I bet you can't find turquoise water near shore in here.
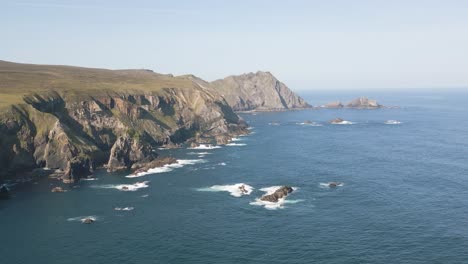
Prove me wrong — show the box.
[1,90,468,263]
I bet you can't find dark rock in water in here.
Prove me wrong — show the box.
[131,157,178,175]
[303,120,313,124]
[329,118,344,124]
[121,186,129,191]
[238,185,248,194]
[82,218,95,224]
[51,186,66,193]
[328,182,342,188]
[260,186,294,203]
[0,184,10,199]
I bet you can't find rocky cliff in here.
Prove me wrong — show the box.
[209,71,311,111]
[0,61,247,183]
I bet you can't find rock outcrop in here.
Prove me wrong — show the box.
[346,97,381,108]
[324,97,382,109]
[260,186,294,203]
[0,60,248,183]
[209,71,311,111]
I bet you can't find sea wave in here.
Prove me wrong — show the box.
[226,143,246,146]
[188,144,222,150]
[67,216,98,223]
[126,159,206,178]
[114,207,134,211]
[385,120,402,125]
[298,122,323,126]
[197,183,254,197]
[91,181,149,191]
[331,120,355,125]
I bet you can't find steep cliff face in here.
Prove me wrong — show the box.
[209,71,311,111]
[0,61,247,183]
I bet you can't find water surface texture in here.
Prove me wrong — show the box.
[1,90,468,264]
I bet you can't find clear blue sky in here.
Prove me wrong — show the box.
[1,0,468,90]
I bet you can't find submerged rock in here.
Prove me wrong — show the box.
[329,118,345,124]
[0,184,10,199]
[51,186,66,193]
[260,186,294,203]
[327,182,342,188]
[82,218,95,224]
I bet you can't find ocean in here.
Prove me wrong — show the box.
[1,89,468,263]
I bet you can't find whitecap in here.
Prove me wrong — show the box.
[67,216,98,222]
[197,183,254,197]
[188,152,211,155]
[114,207,134,211]
[126,159,206,178]
[91,181,149,191]
[141,194,149,198]
[80,177,98,181]
[217,162,227,166]
[331,120,355,125]
[385,120,402,125]
[298,122,323,126]
[188,144,221,150]
[226,143,246,147]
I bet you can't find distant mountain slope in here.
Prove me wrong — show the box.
[209,71,311,111]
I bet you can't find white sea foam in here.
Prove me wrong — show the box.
[385,120,402,125]
[67,216,98,222]
[231,138,243,141]
[268,122,280,126]
[80,177,98,181]
[331,120,355,125]
[226,143,246,147]
[298,122,323,126]
[197,183,254,197]
[91,181,150,191]
[141,194,149,198]
[250,186,299,210]
[188,144,221,150]
[114,207,134,211]
[217,162,227,166]
[126,159,206,178]
[319,182,344,188]
[188,152,211,155]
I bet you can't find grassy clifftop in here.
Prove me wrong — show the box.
[0,60,196,109]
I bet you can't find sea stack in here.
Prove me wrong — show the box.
[260,186,294,203]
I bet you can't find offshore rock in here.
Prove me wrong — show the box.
[260,186,294,203]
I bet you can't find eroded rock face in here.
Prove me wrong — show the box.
[0,79,248,182]
[209,71,311,111]
[260,186,294,203]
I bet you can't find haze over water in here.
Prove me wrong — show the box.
[1,89,468,264]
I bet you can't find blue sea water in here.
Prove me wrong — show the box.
[1,89,468,264]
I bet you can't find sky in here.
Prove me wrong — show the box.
[1,0,468,90]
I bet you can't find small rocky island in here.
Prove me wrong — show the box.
[260,186,294,203]
[323,97,383,109]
